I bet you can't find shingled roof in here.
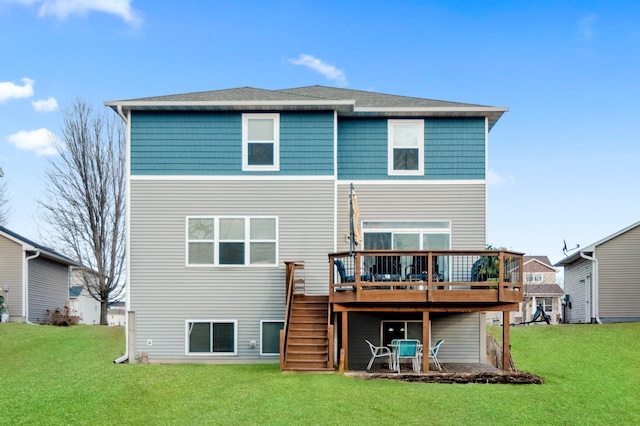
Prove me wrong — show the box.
[106,85,508,129]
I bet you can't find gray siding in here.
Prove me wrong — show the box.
[563,258,592,324]
[0,236,24,320]
[431,312,482,363]
[596,225,640,320]
[129,179,335,361]
[347,311,482,369]
[337,182,486,251]
[28,257,70,323]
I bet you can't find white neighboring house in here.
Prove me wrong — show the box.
[107,301,126,326]
[69,267,101,325]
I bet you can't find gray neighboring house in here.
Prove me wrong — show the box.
[0,226,78,323]
[555,221,640,324]
[106,85,517,368]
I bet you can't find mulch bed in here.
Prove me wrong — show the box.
[350,371,544,384]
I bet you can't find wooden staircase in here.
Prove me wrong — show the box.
[281,261,333,373]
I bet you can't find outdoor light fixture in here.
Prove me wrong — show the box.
[3,286,7,292]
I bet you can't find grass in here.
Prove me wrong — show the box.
[1,323,638,425]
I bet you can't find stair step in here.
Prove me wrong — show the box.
[284,361,331,369]
[282,367,334,373]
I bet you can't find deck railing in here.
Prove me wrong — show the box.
[329,250,523,304]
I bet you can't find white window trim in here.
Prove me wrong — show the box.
[362,220,452,249]
[185,216,279,267]
[185,319,238,356]
[388,119,424,176]
[242,113,280,171]
[260,320,284,356]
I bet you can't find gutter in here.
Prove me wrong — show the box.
[24,249,40,324]
[580,251,601,324]
[113,104,130,364]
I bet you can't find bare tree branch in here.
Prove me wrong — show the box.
[38,98,126,324]
[0,177,10,227]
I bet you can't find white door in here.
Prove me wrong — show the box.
[585,275,592,323]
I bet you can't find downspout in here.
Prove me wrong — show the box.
[114,104,130,364]
[579,251,601,324]
[24,249,41,324]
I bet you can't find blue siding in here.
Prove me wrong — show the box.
[337,118,486,180]
[130,112,334,176]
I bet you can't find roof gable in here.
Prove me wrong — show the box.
[555,220,640,266]
[0,226,78,266]
[524,256,557,272]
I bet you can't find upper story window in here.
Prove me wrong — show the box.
[243,113,280,171]
[526,272,543,283]
[186,216,278,266]
[388,119,424,176]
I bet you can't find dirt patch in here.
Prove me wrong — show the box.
[350,371,543,384]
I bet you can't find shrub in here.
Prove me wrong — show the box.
[45,305,80,326]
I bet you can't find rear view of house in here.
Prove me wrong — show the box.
[107,86,522,370]
[0,226,77,323]
[555,221,640,324]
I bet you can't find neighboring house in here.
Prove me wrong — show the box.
[488,255,564,325]
[0,226,77,323]
[108,301,126,326]
[69,267,102,325]
[555,221,640,324]
[106,86,522,370]
[517,256,563,324]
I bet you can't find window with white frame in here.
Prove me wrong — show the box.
[362,221,451,279]
[186,320,237,355]
[526,272,543,283]
[260,320,284,356]
[542,298,553,312]
[388,119,424,175]
[243,113,280,171]
[186,216,277,266]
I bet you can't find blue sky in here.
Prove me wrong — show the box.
[1,0,639,266]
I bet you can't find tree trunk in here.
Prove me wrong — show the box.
[100,300,109,325]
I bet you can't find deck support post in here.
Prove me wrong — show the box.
[341,311,349,371]
[422,311,430,372]
[502,310,511,371]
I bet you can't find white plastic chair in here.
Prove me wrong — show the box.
[365,339,393,371]
[429,339,444,371]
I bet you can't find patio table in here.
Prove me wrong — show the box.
[388,340,423,372]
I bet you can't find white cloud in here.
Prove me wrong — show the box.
[7,128,58,156]
[288,54,348,87]
[487,168,515,186]
[32,97,59,112]
[5,0,142,25]
[0,78,35,103]
[578,14,597,40]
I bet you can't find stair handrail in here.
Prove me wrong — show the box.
[281,260,299,370]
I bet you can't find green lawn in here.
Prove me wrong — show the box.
[1,322,638,425]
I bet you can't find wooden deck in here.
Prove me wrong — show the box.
[330,250,523,308]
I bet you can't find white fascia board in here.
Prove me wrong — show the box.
[105,99,356,109]
[130,175,335,181]
[337,179,486,186]
[353,106,509,113]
